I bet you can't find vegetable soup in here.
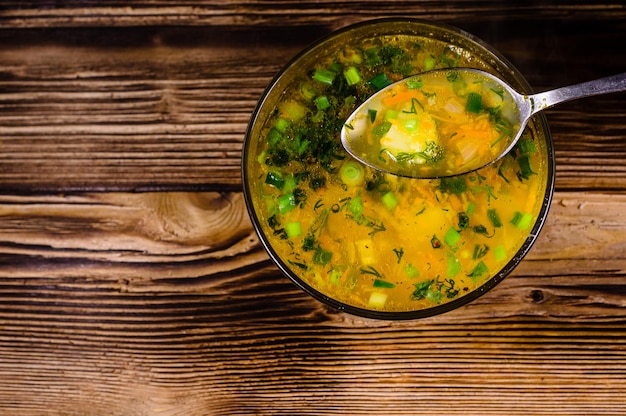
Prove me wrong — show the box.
[343,69,522,178]
[244,21,552,317]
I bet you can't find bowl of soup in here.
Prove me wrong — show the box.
[242,18,555,319]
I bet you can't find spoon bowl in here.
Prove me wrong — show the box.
[342,68,626,178]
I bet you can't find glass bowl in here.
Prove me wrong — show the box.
[242,18,555,320]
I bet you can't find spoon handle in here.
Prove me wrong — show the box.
[528,72,626,116]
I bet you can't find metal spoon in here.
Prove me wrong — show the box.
[341,68,626,179]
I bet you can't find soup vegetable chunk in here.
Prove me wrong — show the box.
[249,34,548,313]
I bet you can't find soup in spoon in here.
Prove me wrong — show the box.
[342,69,521,178]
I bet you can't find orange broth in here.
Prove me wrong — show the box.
[249,34,548,313]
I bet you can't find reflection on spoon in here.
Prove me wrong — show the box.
[341,68,626,179]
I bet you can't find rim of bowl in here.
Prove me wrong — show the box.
[242,17,556,320]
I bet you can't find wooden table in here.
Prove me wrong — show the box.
[1,2,626,414]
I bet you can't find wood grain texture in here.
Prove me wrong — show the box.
[0,3,625,191]
[1,191,626,415]
[1,0,625,29]
[1,1,626,415]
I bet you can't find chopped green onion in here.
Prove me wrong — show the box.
[368,109,377,123]
[277,193,296,214]
[314,95,331,110]
[371,121,392,139]
[283,175,297,193]
[330,268,343,285]
[444,226,461,247]
[290,135,309,155]
[329,62,342,73]
[373,279,396,289]
[406,78,423,89]
[299,83,317,100]
[515,212,533,230]
[518,155,536,179]
[487,208,502,228]
[381,191,399,211]
[313,246,332,265]
[466,202,477,215]
[274,118,289,132]
[344,66,362,85]
[347,194,364,219]
[446,253,461,278]
[431,234,442,249]
[265,126,283,147]
[518,137,537,154]
[368,72,392,91]
[284,222,303,238]
[313,68,336,85]
[256,150,266,164]
[265,172,284,189]
[467,261,488,280]
[385,109,399,120]
[403,118,418,132]
[264,196,278,218]
[510,211,523,227]
[404,263,420,278]
[465,92,483,114]
[340,160,365,187]
[494,245,507,262]
[424,56,435,71]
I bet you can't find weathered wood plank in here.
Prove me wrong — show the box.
[0,178,624,411]
[0,28,298,191]
[0,14,625,192]
[1,1,625,29]
[0,224,626,415]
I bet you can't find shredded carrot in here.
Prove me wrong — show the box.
[448,194,465,213]
[382,89,422,107]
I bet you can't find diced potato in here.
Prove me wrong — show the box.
[279,100,307,122]
[355,239,376,264]
[380,113,439,156]
[368,292,388,309]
